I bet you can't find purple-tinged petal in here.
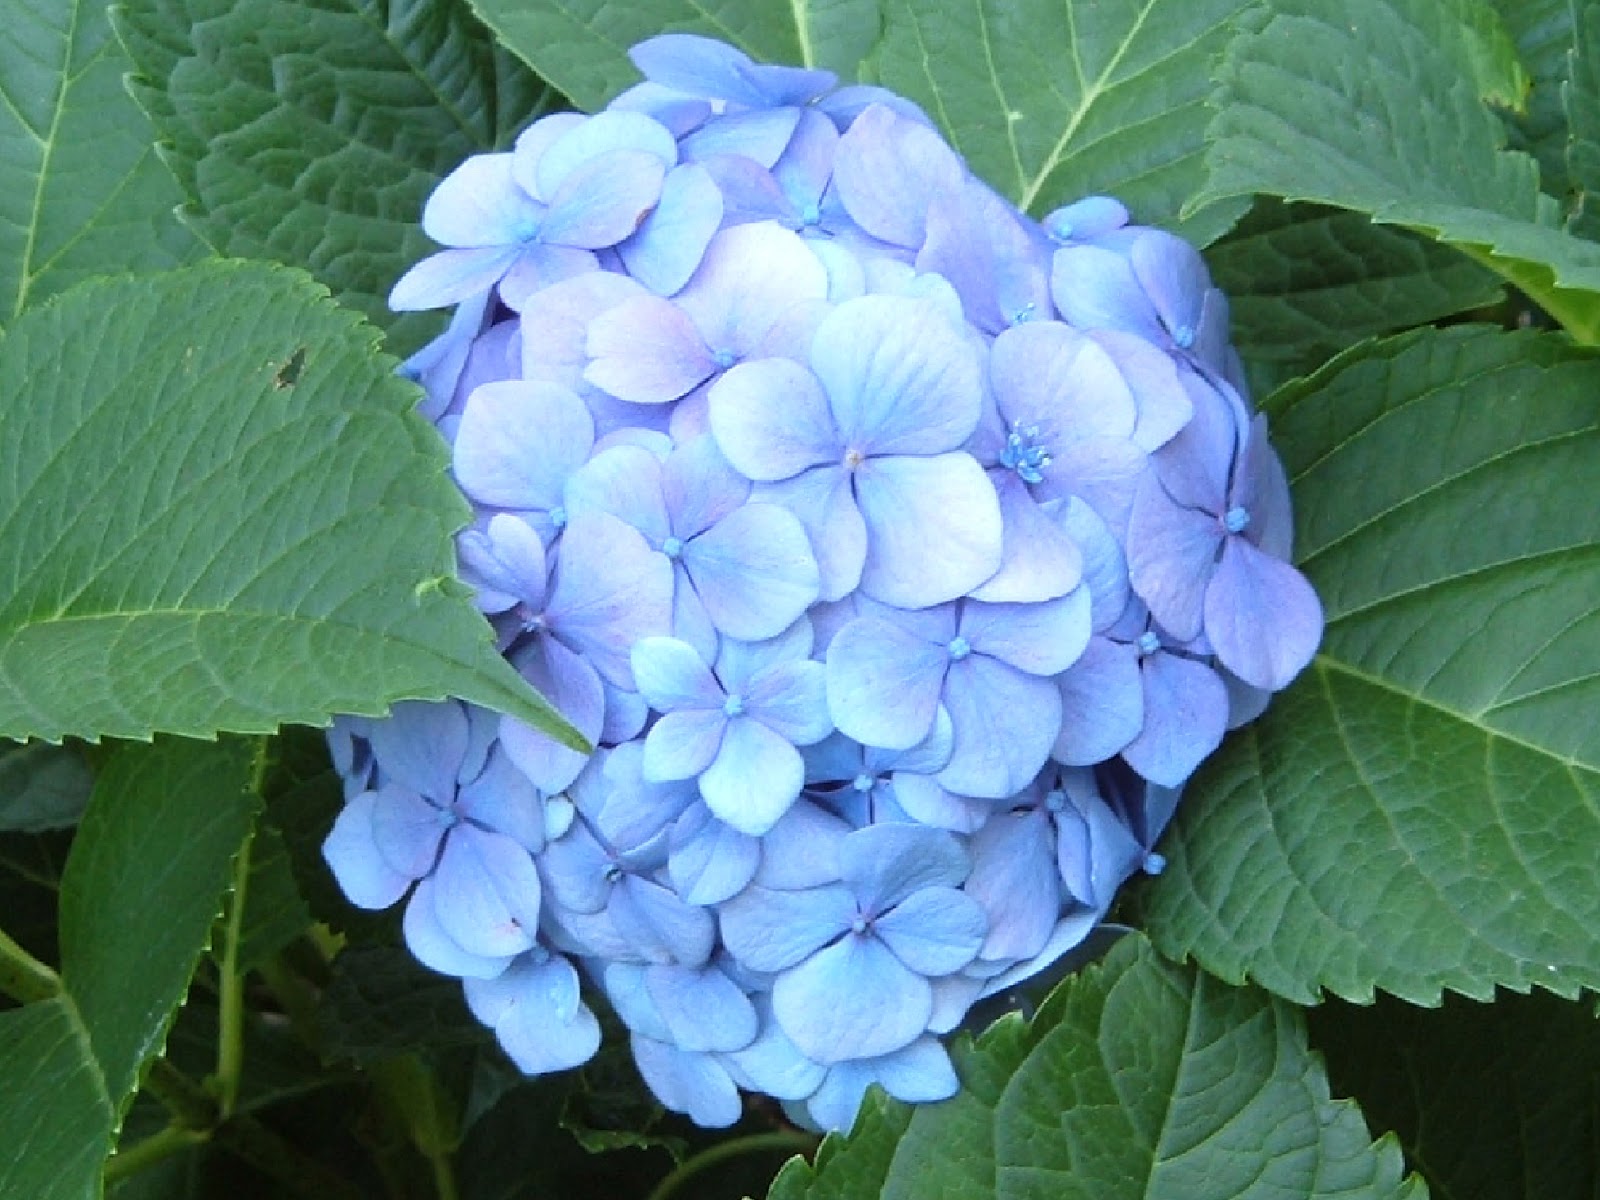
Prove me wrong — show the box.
[700,718,805,836]
[679,223,831,356]
[682,504,820,641]
[961,590,1092,676]
[618,162,722,295]
[454,380,594,511]
[497,245,599,311]
[662,435,749,538]
[825,615,948,750]
[1204,539,1323,691]
[631,636,723,711]
[646,964,758,1053]
[939,658,1062,799]
[536,112,677,197]
[875,886,987,975]
[681,108,802,167]
[1043,195,1129,243]
[1053,637,1143,765]
[390,245,521,312]
[708,358,838,480]
[431,826,541,958]
[968,473,1084,604]
[722,1003,828,1100]
[323,792,412,909]
[1089,330,1192,451]
[757,467,865,602]
[1057,497,1131,629]
[774,934,930,1064]
[964,809,1059,961]
[670,804,759,905]
[842,823,970,911]
[632,1036,742,1127]
[370,785,449,879]
[1234,414,1295,561]
[456,749,544,853]
[890,772,988,833]
[1050,244,1164,341]
[643,708,727,781]
[855,453,1003,608]
[518,270,648,388]
[564,443,671,544]
[402,877,513,980]
[539,151,665,249]
[422,153,540,247]
[1122,652,1228,786]
[537,820,611,915]
[546,511,674,687]
[744,660,831,746]
[466,955,600,1073]
[367,700,469,800]
[991,320,1135,442]
[584,296,714,405]
[631,34,832,108]
[1151,371,1241,511]
[610,875,717,965]
[720,883,854,972]
[500,635,603,793]
[1126,476,1223,641]
[1131,230,1211,350]
[606,81,712,136]
[832,105,962,248]
[753,802,850,889]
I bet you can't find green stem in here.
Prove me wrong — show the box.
[430,1148,460,1200]
[214,827,255,1116]
[103,1122,209,1184]
[257,950,326,1057]
[645,1130,817,1200]
[0,924,60,1005]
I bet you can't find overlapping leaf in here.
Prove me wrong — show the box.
[1210,200,1504,367]
[0,742,93,831]
[1566,0,1600,239]
[463,0,882,112]
[0,261,574,743]
[0,738,258,1198]
[1144,326,1600,1004]
[115,0,555,355]
[0,0,200,331]
[873,0,1254,243]
[1309,989,1600,1200]
[768,935,1420,1200]
[1489,0,1575,201]
[1196,0,1600,340]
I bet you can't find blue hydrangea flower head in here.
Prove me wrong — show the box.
[323,31,1324,1134]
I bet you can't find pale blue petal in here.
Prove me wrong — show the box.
[1050,244,1163,341]
[511,113,587,199]
[975,909,1100,999]
[630,636,722,711]
[586,740,698,852]
[370,785,449,879]
[454,380,594,510]
[390,246,521,312]
[677,223,830,356]
[643,708,727,781]
[669,803,760,905]
[756,467,865,601]
[584,295,712,405]
[825,615,947,750]
[646,964,757,1052]
[887,772,987,833]
[855,453,1003,608]
[661,435,750,539]
[842,822,969,911]
[540,151,665,249]
[1088,329,1192,451]
[610,875,717,965]
[1130,229,1211,349]
[874,1037,959,1103]
[708,359,838,481]
[322,791,412,909]
[367,700,468,800]
[753,801,850,889]
[682,504,820,641]
[631,1035,742,1127]
[538,820,612,915]
[1043,195,1129,243]
[1126,475,1222,642]
[1204,538,1323,691]
[422,153,539,246]
[700,718,805,836]
[1233,414,1295,561]
[744,660,831,746]
[1053,637,1143,766]
[618,162,723,295]
[500,636,603,793]
[832,104,962,247]
[466,955,600,1073]
[773,935,930,1063]
[536,112,677,199]
[719,882,854,972]
[964,809,1059,961]
[431,826,541,957]
[938,657,1062,799]
[402,877,513,980]
[968,472,1084,604]
[1057,497,1131,630]
[875,886,986,975]
[546,512,674,687]
[960,590,1092,676]
[681,108,801,167]
[722,1001,828,1100]
[1122,652,1228,786]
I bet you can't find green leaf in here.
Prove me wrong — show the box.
[321,945,487,1065]
[1309,989,1600,1199]
[0,741,93,831]
[1210,200,1505,367]
[1196,0,1600,342]
[1143,326,1600,1004]
[768,935,1420,1200]
[232,819,311,973]
[872,0,1254,243]
[0,0,201,331]
[1489,0,1575,202]
[0,737,258,1197]
[1566,0,1600,239]
[114,0,557,356]
[0,261,576,744]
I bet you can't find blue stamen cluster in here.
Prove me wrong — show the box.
[322,33,1324,1132]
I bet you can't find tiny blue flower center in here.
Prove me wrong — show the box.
[852,772,875,793]
[842,446,868,471]
[1136,630,1161,657]
[1143,851,1167,876]
[1223,505,1250,534]
[548,505,568,531]
[1044,788,1067,814]
[1048,218,1074,242]
[602,863,624,884]
[799,200,821,227]
[661,536,684,559]
[515,604,547,634]
[723,694,745,718]
[512,215,543,244]
[1170,323,1196,350]
[947,635,972,662]
[850,914,870,935]
[712,348,737,370]
[999,421,1052,485]
[1009,302,1037,326]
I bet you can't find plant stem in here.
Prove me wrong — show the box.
[0,924,60,1005]
[103,1122,208,1184]
[644,1130,818,1200]
[214,827,255,1117]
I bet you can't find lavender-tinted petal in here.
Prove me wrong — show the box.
[1224,666,1273,730]
[701,153,792,224]
[367,699,469,800]
[643,708,727,781]
[587,741,698,851]
[431,826,541,957]
[632,1036,742,1127]
[757,467,865,601]
[454,380,594,510]
[965,809,1059,961]
[938,657,1062,799]
[402,878,513,980]
[323,791,412,909]
[722,1002,828,1100]
[422,153,539,246]
[547,511,674,687]
[617,162,722,295]
[1050,244,1164,341]
[370,785,449,878]
[841,823,970,911]
[1126,474,1222,641]
[855,453,1003,608]
[825,615,947,750]
[584,296,713,405]
[968,473,1084,604]
[700,717,805,836]
[1089,329,1192,451]
[538,150,666,249]
[630,635,723,711]
[1053,637,1143,765]
[753,801,850,889]
[628,34,758,100]
[875,886,986,975]
[662,435,750,537]
[708,358,838,480]
[500,636,604,793]
[563,443,671,547]
[960,590,1092,676]
[889,772,987,833]
[974,909,1101,999]
[1234,414,1295,561]
[1122,652,1229,786]
[678,223,830,356]
[669,803,760,905]
[832,105,962,247]
[518,269,648,387]
[713,616,813,693]
[466,955,600,1073]
[537,821,611,915]
[1044,195,1129,242]
[497,245,599,311]
[390,245,521,312]
[682,505,820,641]
[1151,371,1240,510]
[681,108,801,167]
[886,705,956,776]
[775,934,930,1063]
[537,112,677,194]
[1204,538,1324,691]
[611,875,717,965]
[457,748,543,851]
[511,113,588,197]
[1131,229,1211,348]
[720,883,854,972]
[991,320,1134,442]
[646,964,758,1053]
[1057,496,1131,630]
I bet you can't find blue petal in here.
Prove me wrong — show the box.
[322,791,412,909]
[752,801,851,889]
[959,590,1092,676]
[708,359,838,481]
[967,472,1084,605]
[874,1036,959,1103]
[645,964,758,1052]
[540,150,665,249]
[682,504,820,641]
[874,886,986,975]
[642,708,727,781]
[1050,244,1163,341]
[609,875,717,965]
[537,820,611,916]
[1122,651,1228,786]
[367,700,469,800]
[1053,637,1143,766]
[431,826,541,958]
[669,802,760,905]
[700,717,805,836]
[630,636,723,711]
[722,999,828,1100]
[719,883,855,972]
[938,656,1062,799]
[1204,538,1323,692]
[841,823,970,911]
[465,954,600,1073]
[773,934,930,1063]
[744,659,832,746]
[390,246,521,311]
[825,614,948,750]
[677,223,831,358]
[500,635,603,793]
[756,467,865,602]
[546,511,674,688]
[832,105,963,248]
[963,810,1059,961]
[370,785,449,879]
[631,1035,742,1127]
[402,877,513,979]
[584,296,712,406]
[535,112,677,198]
[618,162,723,296]
[854,453,1003,608]
[681,108,801,167]
[421,153,539,247]
[454,380,594,511]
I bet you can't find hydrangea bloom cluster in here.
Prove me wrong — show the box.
[323,34,1323,1131]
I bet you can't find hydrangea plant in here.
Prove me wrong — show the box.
[317,33,1321,1132]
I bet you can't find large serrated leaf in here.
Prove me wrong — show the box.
[1196,0,1600,341]
[0,741,93,831]
[768,935,1421,1200]
[0,0,201,331]
[1210,200,1505,367]
[1566,0,1600,239]
[1309,989,1600,1200]
[0,738,258,1197]
[1144,326,1600,1005]
[1489,0,1575,202]
[463,0,882,112]
[0,260,577,744]
[872,0,1252,243]
[114,0,556,356]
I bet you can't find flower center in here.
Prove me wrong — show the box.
[799,201,821,227]
[723,694,745,718]
[712,348,737,370]
[548,505,568,531]
[852,772,875,793]
[849,914,870,935]
[1170,323,1196,350]
[842,446,867,471]
[1136,630,1161,657]
[1223,505,1250,534]
[602,863,624,884]
[1143,851,1167,876]
[515,604,547,634]
[1044,788,1067,814]
[1009,302,1037,326]
[947,635,972,662]
[512,215,543,244]
[661,536,684,559]
[999,421,1051,484]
